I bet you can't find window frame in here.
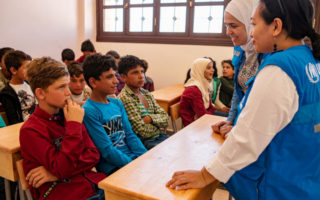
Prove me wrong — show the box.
[96,0,233,46]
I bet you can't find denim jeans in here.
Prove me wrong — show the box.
[140,133,169,150]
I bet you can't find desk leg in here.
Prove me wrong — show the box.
[4,179,12,200]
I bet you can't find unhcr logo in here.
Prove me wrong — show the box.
[233,49,241,57]
[306,62,320,83]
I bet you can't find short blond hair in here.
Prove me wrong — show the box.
[27,57,69,94]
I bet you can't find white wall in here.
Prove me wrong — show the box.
[94,43,233,89]
[0,0,80,60]
[0,0,233,89]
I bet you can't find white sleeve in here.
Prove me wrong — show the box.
[205,65,299,183]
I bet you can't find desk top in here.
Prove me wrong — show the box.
[0,122,23,153]
[99,114,226,200]
[151,84,184,103]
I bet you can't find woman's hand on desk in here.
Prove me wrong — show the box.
[26,166,58,188]
[166,167,215,190]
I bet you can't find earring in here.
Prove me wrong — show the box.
[273,37,277,52]
[273,43,277,52]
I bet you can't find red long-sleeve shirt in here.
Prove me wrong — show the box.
[20,106,106,200]
[180,86,215,127]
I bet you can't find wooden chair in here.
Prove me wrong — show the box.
[16,160,33,200]
[169,102,181,133]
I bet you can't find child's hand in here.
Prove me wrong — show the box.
[26,166,58,188]
[142,116,152,124]
[221,107,230,113]
[63,99,84,123]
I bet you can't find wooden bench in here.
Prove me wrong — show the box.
[98,114,226,200]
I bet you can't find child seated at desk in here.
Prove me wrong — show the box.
[20,57,106,200]
[180,58,216,126]
[82,54,147,175]
[76,39,96,63]
[106,50,125,95]
[0,47,13,91]
[118,55,169,149]
[214,60,235,109]
[0,50,36,125]
[140,59,154,92]
[67,62,91,106]
[61,48,75,66]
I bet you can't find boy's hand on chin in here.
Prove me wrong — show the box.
[63,99,84,123]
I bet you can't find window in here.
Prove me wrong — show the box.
[97,0,232,46]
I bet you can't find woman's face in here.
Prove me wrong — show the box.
[250,4,275,53]
[204,62,214,81]
[224,12,248,46]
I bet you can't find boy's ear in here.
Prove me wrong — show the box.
[35,88,46,101]
[9,67,17,75]
[88,77,96,89]
[120,73,127,82]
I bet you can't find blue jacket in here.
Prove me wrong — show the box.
[226,45,320,200]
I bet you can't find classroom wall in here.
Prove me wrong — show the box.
[0,0,233,89]
[0,0,80,60]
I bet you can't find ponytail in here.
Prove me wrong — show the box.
[310,29,320,60]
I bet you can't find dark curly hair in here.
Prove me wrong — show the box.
[82,53,117,89]
[118,55,143,75]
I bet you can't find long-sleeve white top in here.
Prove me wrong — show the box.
[205,65,299,183]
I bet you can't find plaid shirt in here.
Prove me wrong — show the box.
[118,85,169,138]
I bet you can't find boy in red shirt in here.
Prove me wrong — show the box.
[20,57,105,200]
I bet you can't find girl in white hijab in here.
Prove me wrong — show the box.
[180,58,215,126]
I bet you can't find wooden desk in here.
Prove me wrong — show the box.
[151,84,184,113]
[0,122,23,182]
[99,114,226,200]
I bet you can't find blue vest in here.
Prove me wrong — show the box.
[225,45,320,200]
[231,46,267,124]
[232,46,246,103]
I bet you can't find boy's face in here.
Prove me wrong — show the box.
[121,65,145,90]
[92,68,118,96]
[39,76,71,113]
[222,63,234,79]
[1,56,11,79]
[69,74,86,95]
[16,60,29,81]
[9,60,29,82]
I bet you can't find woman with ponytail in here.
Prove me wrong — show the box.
[167,0,320,199]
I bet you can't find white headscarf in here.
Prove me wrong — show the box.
[185,58,213,109]
[225,0,261,93]
[225,0,258,52]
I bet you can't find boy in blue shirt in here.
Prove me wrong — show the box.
[82,54,147,175]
